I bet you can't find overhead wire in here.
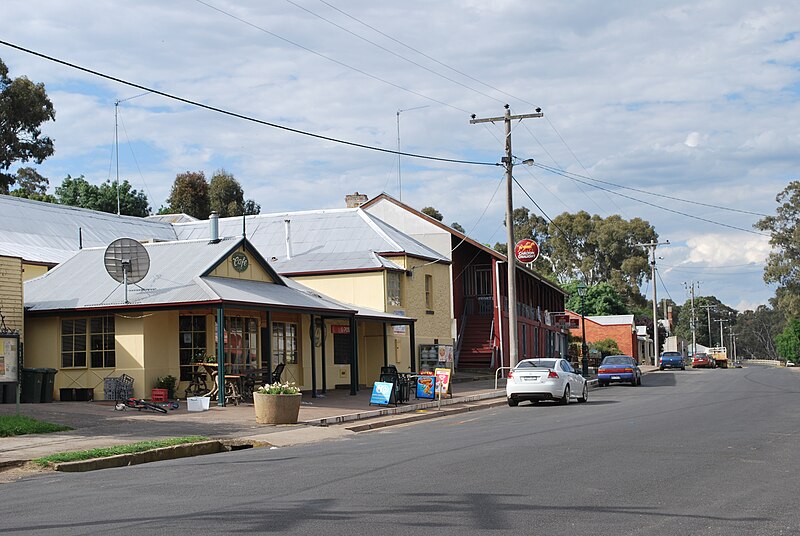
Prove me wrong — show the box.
[656,267,674,303]
[0,40,499,168]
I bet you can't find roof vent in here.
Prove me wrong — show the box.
[209,211,220,243]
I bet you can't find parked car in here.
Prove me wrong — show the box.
[691,353,714,368]
[787,360,796,367]
[597,355,642,387]
[506,358,588,406]
[659,351,686,370]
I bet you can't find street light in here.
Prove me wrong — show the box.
[577,281,589,377]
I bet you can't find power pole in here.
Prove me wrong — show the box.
[699,303,715,348]
[636,240,670,365]
[685,281,699,358]
[470,105,542,369]
[714,318,729,347]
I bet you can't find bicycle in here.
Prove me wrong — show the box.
[114,397,169,414]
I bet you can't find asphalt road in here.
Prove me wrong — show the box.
[3,365,799,535]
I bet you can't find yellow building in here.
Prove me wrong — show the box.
[23,236,414,402]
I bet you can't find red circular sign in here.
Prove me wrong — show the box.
[514,239,540,263]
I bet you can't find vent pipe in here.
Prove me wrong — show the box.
[284,219,292,260]
[78,227,83,250]
[209,211,220,243]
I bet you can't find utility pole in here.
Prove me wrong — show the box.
[470,105,542,369]
[714,318,729,347]
[684,281,698,358]
[699,303,715,349]
[636,240,670,365]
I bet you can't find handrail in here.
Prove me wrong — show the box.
[495,366,512,390]
[454,307,468,368]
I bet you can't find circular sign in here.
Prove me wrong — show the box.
[514,239,540,263]
[231,252,249,272]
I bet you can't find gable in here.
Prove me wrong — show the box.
[208,245,274,283]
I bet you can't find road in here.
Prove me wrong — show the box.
[3,365,799,535]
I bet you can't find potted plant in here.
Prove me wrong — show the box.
[253,381,302,424]
[155,375,178,400]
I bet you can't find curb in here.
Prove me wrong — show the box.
[344,398,508,432]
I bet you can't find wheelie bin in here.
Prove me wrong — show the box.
[21,368,44,403]
[40,368,58,402]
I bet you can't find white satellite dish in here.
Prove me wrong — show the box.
[104,238,150,303]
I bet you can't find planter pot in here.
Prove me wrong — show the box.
[253,392,301,424]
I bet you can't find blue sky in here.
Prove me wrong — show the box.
[3,0,799,311]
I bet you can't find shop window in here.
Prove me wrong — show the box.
[179,315,207,381]
[61,318,87,368]
[333,333,352,365]
[272,322,298,365]
[223,316,258,374]
[425,274,433,310]
[387,272,401,307]
[90,316,115,368]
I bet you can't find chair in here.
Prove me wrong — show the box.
[271,362,286,384]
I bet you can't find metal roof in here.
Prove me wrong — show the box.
[172,208,448,273]
[0,194,176,265]
[588,314,635,326]
[24,237,353,316]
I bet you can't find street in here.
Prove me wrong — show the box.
[3,365,799,535]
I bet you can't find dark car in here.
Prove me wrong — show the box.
[597,355,642,387]
[660,351,685,370]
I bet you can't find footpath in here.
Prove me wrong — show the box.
[0,366,658,477]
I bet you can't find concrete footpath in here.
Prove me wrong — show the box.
[0,366,658,474]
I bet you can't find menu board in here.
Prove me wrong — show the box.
[0,335,19,382]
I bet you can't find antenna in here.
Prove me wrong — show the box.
[104,238,150,304]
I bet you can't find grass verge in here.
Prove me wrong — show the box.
[0,415,72,437]
[33,436,209,467]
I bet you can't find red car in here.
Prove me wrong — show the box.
[691,353,714,368]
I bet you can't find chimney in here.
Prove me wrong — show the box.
[209,211,220,243]
[345,192,368,208]
[667,306,673,333]
[284,219,292,260]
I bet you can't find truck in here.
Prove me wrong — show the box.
[707,347,728,369]
[659,351,686,370]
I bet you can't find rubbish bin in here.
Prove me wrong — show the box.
[21,368,44,403]
[40,368,58,403]
[2,382,17,404]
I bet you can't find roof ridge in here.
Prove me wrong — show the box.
[357,210,403,252]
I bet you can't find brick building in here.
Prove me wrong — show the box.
[566,311,639,362]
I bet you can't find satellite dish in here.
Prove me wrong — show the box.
[104,238,150,303]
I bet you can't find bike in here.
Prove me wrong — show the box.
[114,397,170,414]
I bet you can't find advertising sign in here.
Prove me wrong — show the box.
[415,375,435,399]
[0,335,19,382]
[331,325,350,334]
[434,367,452,397]
[514,239,540,263]
[553,314,579,329]
[370,381,395,406]
[437,345,454,365]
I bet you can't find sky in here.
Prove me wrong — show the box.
[2,1,799,312]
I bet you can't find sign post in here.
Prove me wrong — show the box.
[434,367,451,410]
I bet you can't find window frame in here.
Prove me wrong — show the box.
[272,321,298,365]
[89,315,116,369]
[425,274,433,310]
[387,271,402,307]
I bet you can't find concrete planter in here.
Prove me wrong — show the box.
[253,392,301,424]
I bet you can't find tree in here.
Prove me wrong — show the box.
[421,206,443,221]
[672,296,737,349]
[735,306,784,360]
[54,175,150,217]
[775,318,800,363]
[8,166,56,202]
[451,222,465,233]
[590,338,621,357]
[564,281,627,316]
[755,180,800,316]
[208,169,260,217]
[166,171,210,219]
[0,58,55,193]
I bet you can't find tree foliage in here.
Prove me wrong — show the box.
[8,167,56,202]
[755,180,800,316]
[672,296,738,349]
[775,318,800,363]
[0,58,55,193]
[166,171,210,219]
[451,222,465,233]
[564,281,627,316]
[421,206,443,221]
[590,338,621,357]
[54,175,150,217]
[209,169,260,217]
[735,306,784,360]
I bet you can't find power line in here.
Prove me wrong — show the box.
[656,267,674,303]
[512,174,570,240]
[534,162,768,236]
[534,162,769,217]
[193,0,471,114]
[0,39,499,168]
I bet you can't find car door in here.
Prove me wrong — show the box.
[559,360,579,395]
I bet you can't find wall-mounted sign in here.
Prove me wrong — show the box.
[331,325,350,334]
[514,239,540,263]
[231,252,249,272]
[553,314,579,329]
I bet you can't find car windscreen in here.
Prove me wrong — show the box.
[601,356,631,365]
[519,359,557,369]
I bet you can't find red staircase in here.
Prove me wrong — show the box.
[457,315,494,370]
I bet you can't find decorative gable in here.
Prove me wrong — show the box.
[208,245,274,283]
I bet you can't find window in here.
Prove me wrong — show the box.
[333,333,352,365]
[387,272,401,307]
[179,315,206,381]
[90,316,115,368]
[61,319,87,368]
[272,322,298,365]
[425,274,433,310]
[223,316,258,374]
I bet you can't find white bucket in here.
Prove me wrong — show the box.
[187,396,210,412]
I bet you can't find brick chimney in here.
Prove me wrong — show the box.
[667,306,674,333]
[345,192,368,208]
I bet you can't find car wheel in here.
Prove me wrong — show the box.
[636,375,642,386]
[578,383,588,403]
[659,366,664,371]
[599,381,607,387]
[507,397,518,407]
[559,385,570,405]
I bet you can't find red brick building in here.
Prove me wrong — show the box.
[566,311,639,362]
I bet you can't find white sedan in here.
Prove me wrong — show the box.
[506,358,588,406]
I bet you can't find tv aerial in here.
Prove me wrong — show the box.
[104,238,150,303]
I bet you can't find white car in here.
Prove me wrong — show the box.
[506,358,588,406]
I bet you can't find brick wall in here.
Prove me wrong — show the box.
[567,312,638,361]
